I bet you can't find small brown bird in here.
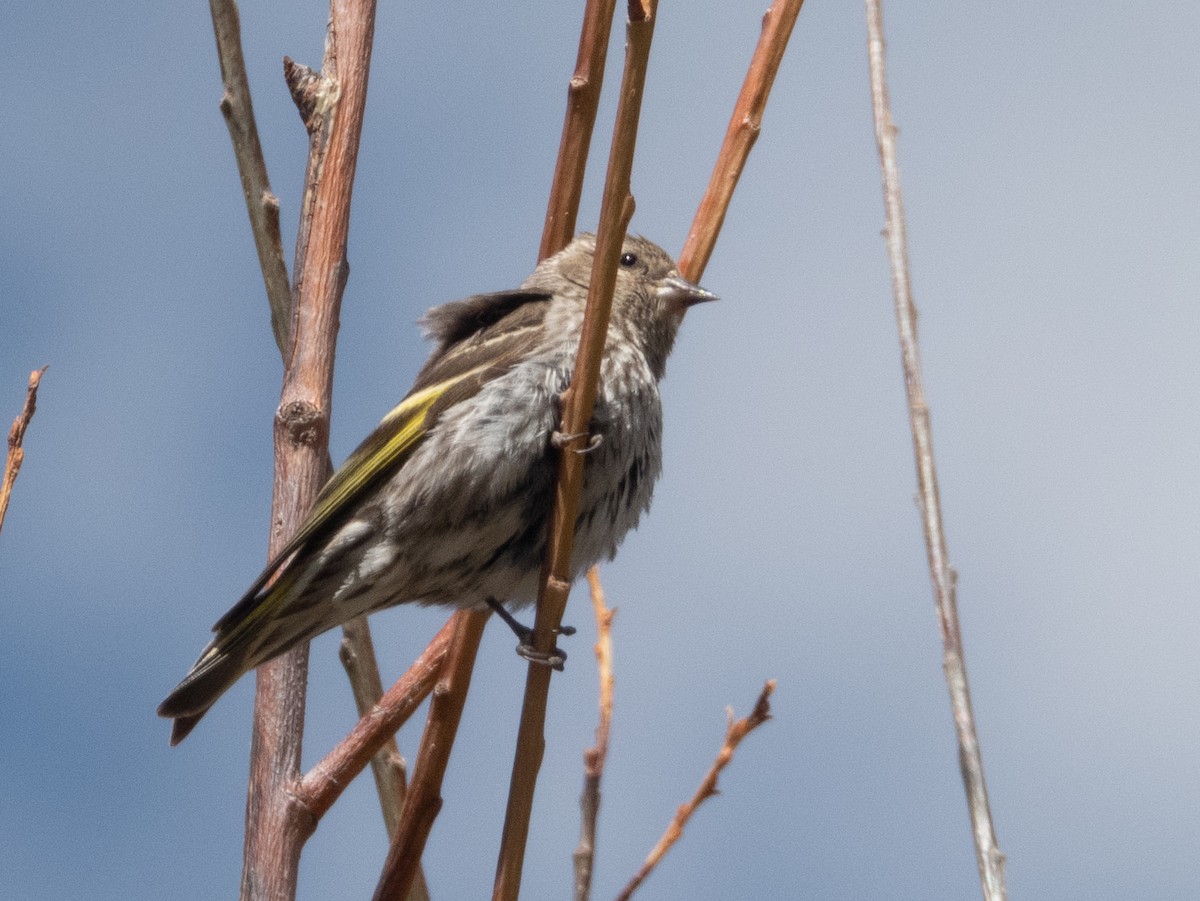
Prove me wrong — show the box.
[159,233,716,744]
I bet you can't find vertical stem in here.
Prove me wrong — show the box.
[240,2,378,898]
[864,3,1007,899]
[540,0,620,261]
[493,4,658,899]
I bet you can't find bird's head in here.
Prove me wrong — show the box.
[538,233,717,379]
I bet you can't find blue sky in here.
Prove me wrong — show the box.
[3,1,1198,898]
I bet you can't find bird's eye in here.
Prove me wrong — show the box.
[619,252,638,268]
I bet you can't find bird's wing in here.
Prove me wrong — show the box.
[419,289,552,355]
[210,292,553,636]
[209,374,473,634]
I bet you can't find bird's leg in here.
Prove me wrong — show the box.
[486,598,576,671]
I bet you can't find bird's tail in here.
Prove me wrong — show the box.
[159,567,327,744]
[157,641,255,746]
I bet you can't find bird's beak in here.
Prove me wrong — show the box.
[656,274,719,313]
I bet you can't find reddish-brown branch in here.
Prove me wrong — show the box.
[0,367,47,536]
[276,33,421,864]
[492,6,658,900]
[295,615,456,823]
[864,3,1007,899]
[539,0,620,261]
[371,609,489,901]
[615,681,775,901]
[212,0,410,878]
[338,624,435,901]
[678,0,804,284]
[572,568,615,901]
[240,1,379,898]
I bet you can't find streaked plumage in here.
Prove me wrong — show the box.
[159,234,716,744]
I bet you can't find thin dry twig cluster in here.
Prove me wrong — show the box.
[209,0,290,356]
[615,682,776,901]
[573,569,777,901]
[337,615,428,900]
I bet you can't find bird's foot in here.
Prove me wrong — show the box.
[515,642,568,671]
[487,598,575,671]
[551,430,604,454]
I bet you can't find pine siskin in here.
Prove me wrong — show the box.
[158,233,716,744]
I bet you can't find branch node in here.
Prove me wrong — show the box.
[277,399,328,448]
[283,56,326,133]
[283,789,321,843]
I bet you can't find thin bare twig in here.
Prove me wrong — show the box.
[372,610,489,901]
[241,1,379,898]
[340,621,431,901]
[615,681,775,901]
[338,619,411,839]
[209,0,292,355]
[573,568,615,901]
[0,367,47,536]
[864,3,1007,900]
[540,0,620,261]
[678,0,804,283]
[492,5,658,899]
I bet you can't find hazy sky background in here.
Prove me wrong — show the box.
[3,1,1197,899]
